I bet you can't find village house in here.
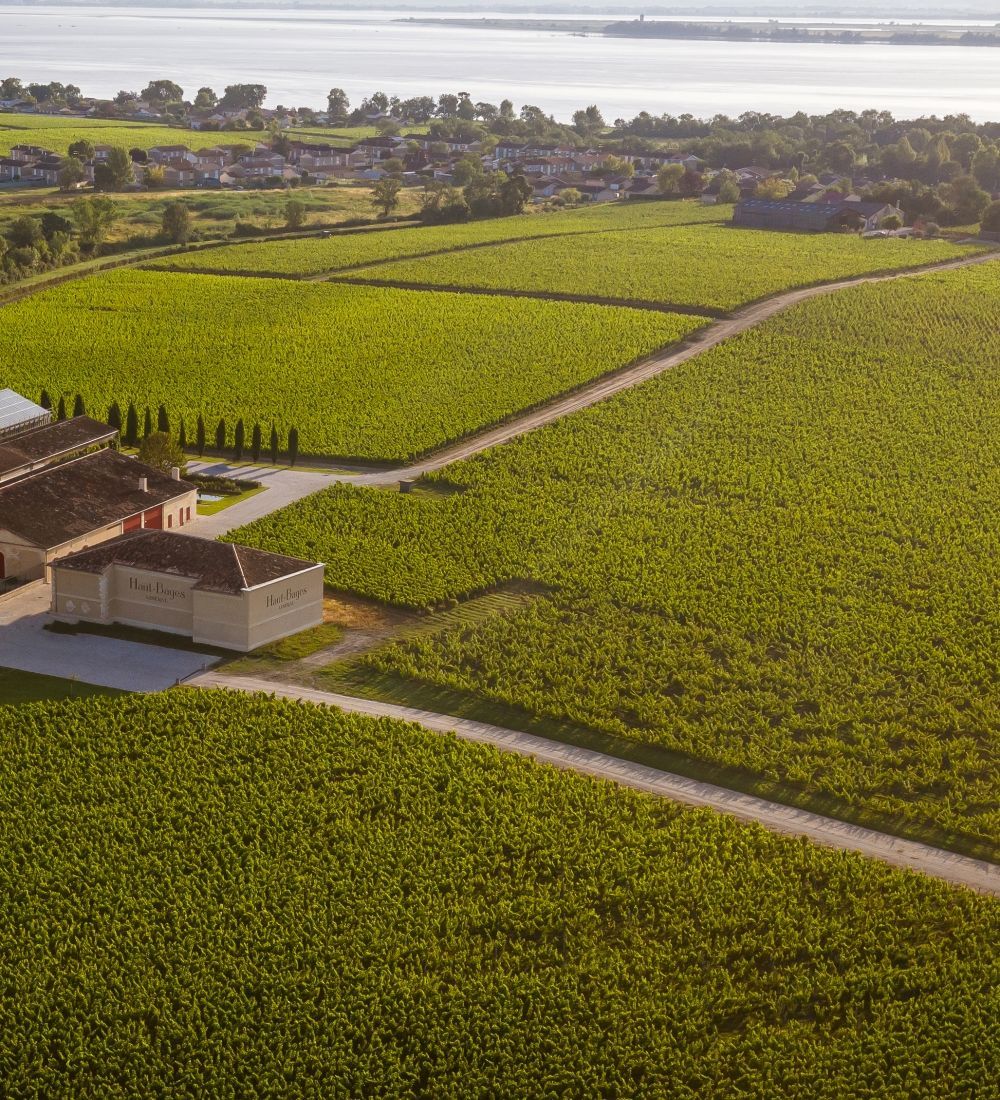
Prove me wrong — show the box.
[519,156,578,177]
[26,154,65,186]
[414,135,478,155]
[160,159,197,186]
[573,180,624,203]
[348,136,408,169]
[147,144,197,164]
[9,144,47,163]
[285,141,349,170]
[0,156,25,182]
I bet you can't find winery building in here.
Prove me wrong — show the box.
[0,446,197,582]
[0,389,324,652]
[51,530,324,652]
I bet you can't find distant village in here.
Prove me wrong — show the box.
[1,130,909,234]
[4,78,998,236]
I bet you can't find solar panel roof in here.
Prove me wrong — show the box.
[0,389,49,434]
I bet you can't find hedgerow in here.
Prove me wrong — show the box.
[0,691,995,1097]
[230,261,1000,846]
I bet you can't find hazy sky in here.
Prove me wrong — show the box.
[33,0,1000,12]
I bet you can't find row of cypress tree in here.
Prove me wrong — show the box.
[38,390,299,466]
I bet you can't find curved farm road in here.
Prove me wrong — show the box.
[386,247,1000,484]
[191,674,1000,896]
[193,245,1000,534]
[189,248,1000,890]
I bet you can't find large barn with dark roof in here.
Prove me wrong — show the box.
[0,446,197,582]
[732,198,904,233]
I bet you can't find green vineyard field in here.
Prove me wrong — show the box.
[0,269,699,459]
[350,222,979,310]
[231,261,1000,847]
[0,691,995,1096]
[0,112,210,157]
[149,200,730,277]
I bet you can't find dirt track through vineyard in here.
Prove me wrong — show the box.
[378,247,1000,481]
[191,673,1000,896]
[190,246,1000,886]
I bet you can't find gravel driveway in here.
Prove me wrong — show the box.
[0,582,216,692]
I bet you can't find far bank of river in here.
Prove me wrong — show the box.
[405,15,1000,48]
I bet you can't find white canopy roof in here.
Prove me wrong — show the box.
[0,389,50,434]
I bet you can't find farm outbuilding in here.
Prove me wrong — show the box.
[733,199,904,233]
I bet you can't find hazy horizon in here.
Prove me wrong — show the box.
[11,0,1000,16]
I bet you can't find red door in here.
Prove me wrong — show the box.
[123,514,142,533]
[142,506,163,530]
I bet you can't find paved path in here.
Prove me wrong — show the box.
[0,582,216,691]
[191,672,999,896]
[186,461,351,538]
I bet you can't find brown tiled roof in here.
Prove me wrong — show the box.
[55,530,320,594]
[0,448,194,549]
[0,416,117,479]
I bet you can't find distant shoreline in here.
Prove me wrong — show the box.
[402,16,1000,47]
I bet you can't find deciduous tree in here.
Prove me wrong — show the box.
[57,156,86,191]
[161,202,192,244]
[372,177,402,218]
[7,216,42,249]
[326,87,349,123]
[981,200,1000,233]
[284,199,307,229]
[67,139,95,160]
[93,147,134,191]
[137,431,186,474]
[656,163,685,194]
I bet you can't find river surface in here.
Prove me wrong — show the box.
[2,5,999,120]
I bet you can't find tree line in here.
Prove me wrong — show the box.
[37,390,301,467]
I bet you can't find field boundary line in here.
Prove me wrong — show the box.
[142,210,728,283]
[189,673,1000,896]
[363,247,1000,483]
[323,275,726,316]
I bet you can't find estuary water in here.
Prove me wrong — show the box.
[1,5,999,121]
